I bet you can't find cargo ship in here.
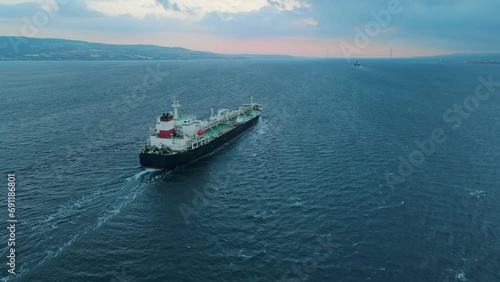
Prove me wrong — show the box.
[139,97,263,170]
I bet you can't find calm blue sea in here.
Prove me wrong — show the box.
[1,59,500,282]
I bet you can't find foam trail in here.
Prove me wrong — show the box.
[370,201,405,212]
[21,169,153,233]
[125,168,158,181]
[257,118,269,135]
[4,182,148,282]
[22,186,107,233]
[4,169,156,281]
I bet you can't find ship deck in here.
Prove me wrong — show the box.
[205,109,260,138]
[206,123,232,137]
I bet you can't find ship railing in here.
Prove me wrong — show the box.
[198,104,256,132]
[202,106,253,130]
[188,136,212,150]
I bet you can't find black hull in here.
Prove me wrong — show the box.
[139,114,260,170]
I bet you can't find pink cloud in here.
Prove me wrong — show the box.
[299,18,318,26]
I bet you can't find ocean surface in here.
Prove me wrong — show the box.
[1,59,500,282]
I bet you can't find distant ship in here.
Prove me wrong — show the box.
[353,61,361,67]
[139,97,263,170]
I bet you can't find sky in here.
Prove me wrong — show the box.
[0,0,499,57]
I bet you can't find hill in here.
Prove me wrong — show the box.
[0,37,251,60]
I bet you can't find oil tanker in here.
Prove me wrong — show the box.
[139,97,263,170]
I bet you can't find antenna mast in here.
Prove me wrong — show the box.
[171,96,181,119]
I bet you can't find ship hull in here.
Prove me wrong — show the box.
[139,114,260,170]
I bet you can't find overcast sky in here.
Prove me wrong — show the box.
[1,0,499,57]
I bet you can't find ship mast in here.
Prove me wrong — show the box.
[172,96,181,119]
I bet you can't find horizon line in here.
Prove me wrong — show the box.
[2,35,500,60]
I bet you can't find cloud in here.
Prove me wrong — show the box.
[84,0,181,20]
[385,0,500,51]
[268,0,311,11]
[84,0,311,20]
[0,2,41,17]
[299,17,318,26]
[1,0,102,17]
[2,0,59,11]
[306,0,500,51]
[0,0,499,55]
